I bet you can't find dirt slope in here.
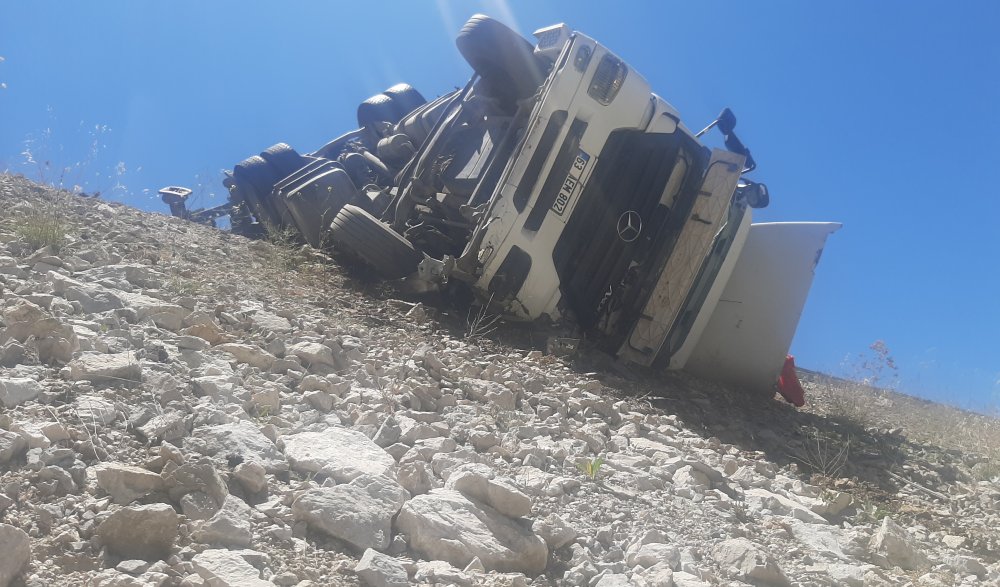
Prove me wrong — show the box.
[0,173,997,586]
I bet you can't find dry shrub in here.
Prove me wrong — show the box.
[794,426,852,478]
[15,210,67,251]
[803,341,1000,470]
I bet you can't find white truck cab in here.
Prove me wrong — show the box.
[464,26,762,373]
[202,15,838,398]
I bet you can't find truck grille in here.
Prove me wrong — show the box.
[552,129,705,334]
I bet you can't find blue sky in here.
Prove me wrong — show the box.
[2,1,998,411]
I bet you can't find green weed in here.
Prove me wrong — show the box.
[576,456,604,481]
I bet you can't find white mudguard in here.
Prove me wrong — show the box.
[682,222,841,395]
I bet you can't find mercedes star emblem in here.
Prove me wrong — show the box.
[616,210,642,243]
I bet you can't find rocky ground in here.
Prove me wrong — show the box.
[0,173,997,587]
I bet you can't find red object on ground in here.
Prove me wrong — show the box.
[777,355,806,406]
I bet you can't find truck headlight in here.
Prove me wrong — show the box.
[588,54,628,105]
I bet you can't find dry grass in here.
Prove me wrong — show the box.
[797,341,999,472]
[465,294,502,341]
[15,210,68,251]
[792,426,852,478]
[260,222,317,273]
[802,373,1000,475]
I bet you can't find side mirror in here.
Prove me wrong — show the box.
[739,181,769,209]
[696,107,756,173]
[717,108,737,135]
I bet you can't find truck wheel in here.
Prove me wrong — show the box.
[383,83,426,118]
[357,93,405,129]
[456,14,544,102]
[329,204,423,279]
[233,155,282,228]
[260,143,306,179]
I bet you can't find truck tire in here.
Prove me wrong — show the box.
[233,155,282,228]
[383,83,426,117]
[456,14,544,102]
[329,204,423,279]
[260,143,306,179]
[357,93,405,129]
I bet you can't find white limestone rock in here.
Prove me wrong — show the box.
[788,520,849,561]
[637,564,675,587]
[177,335,210,351]
[292,474,408,551]
[672,465,711,491]
[396,488,548,574]
[192,375,238,399]
[283,428,394,482]
[711,538,790,586]
[355,548,409,587]
[672,570,711,587]
[946,554,988,578]
[287,341,344,371]
[233,461,267,494]
[0,377,41,408]
[182,321,229,345]
[532,514,578,550]
[191,549,271,587]
[458,378,517,410]
[825,562,871,587]
[249,310,292,334]
[65,352,142,383]
[445,469,532,518]
[594,574,630,587]
[628,543,681,570]
[119,292,188,331]
[161,458,229,506]
[744,487,828,525]
[303,389,334,412]
[869,516,929,571]
[0,430,27,464]
[96,503,179,561]
[192,495,253,547]
[138,412,189,443]
[63,282,125,313]
[412,560,475,586]
[74,394,119,426]
[2,297,79,363]
[0,524,30,587]
[93,463,165,505]
[215,343,276,369]
[186,421,287,473]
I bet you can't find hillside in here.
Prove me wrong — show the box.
[0,173,997,586]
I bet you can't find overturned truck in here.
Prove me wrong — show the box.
[164,15,839,399]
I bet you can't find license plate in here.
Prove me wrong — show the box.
[552,149,589,215]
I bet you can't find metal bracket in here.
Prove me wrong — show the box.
[416,255,456,285]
